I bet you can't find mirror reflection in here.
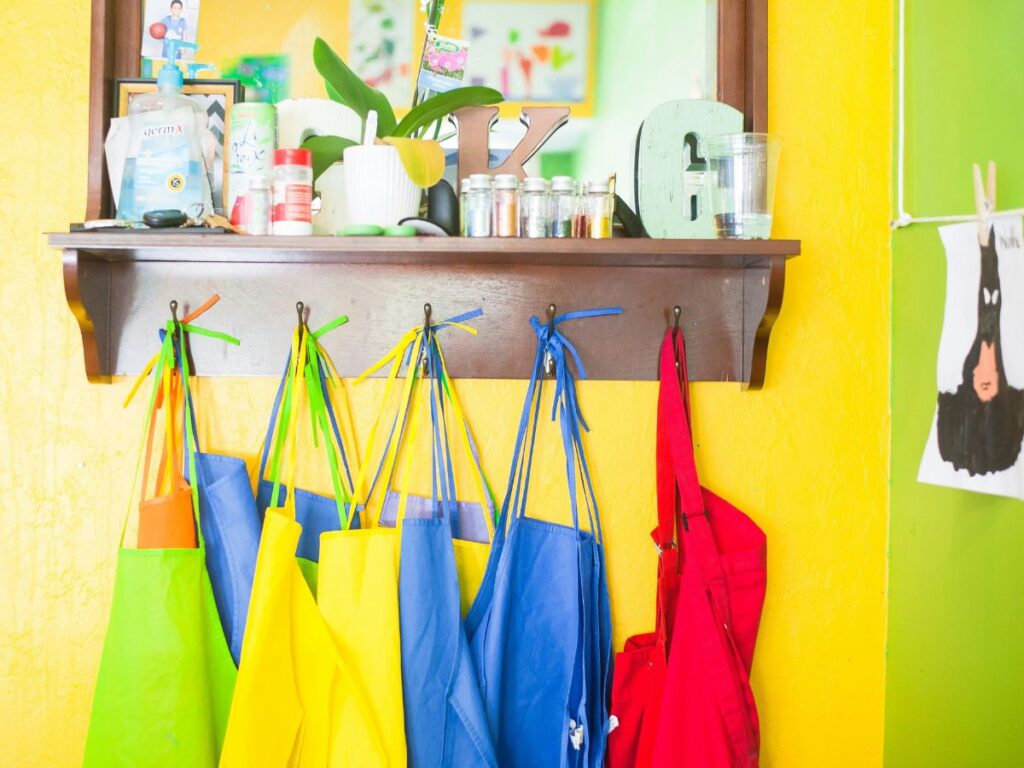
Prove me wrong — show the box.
[140,0,716,203]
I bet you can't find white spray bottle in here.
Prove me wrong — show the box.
[117,40,208,221]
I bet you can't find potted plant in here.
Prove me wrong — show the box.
[303,37,502,227]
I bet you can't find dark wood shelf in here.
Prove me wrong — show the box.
[50,233,800,387]
[49,232,798,267]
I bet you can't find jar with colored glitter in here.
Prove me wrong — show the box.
[459,177,470,236]
[493,174,520,237]
[550,176,578,238]
[466,174,493,237]
[585,179,613,239]
[520,177,550,238]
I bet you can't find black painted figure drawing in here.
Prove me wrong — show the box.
[935,232,1024,475]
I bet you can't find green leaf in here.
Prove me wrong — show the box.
[393,86,504,138]
[313,37,397,138]
[301,135,358,182]
[381,137,446,188]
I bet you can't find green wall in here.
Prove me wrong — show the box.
[886,1,1024,764]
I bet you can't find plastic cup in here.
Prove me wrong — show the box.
[703,133,780,239]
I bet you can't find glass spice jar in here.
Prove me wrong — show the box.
[466,174,493,237]
[575,181,590,238]
[493,173,520,237]
[519,176,550,238]
[585,179,613,239]
[459,177,470,236]
[550,176,578,238]
[245,174,272,235]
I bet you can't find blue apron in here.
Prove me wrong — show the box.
[255,332,360,594]
[396,327,498,767]
[466,308,620,768]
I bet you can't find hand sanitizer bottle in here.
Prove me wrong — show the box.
[117,41,207,222]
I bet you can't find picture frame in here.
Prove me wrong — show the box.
[114,77,242,210]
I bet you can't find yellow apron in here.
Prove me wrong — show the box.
[221,327,385,767]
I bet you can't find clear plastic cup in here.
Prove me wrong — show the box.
[703,133,780,239]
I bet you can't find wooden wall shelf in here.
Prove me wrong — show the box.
[50,233,800,387]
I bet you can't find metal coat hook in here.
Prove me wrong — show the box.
[543,303,557,377]
[420,303,432,376]
[295,301,307,342]
[672,306,682,375]
[168,300,180,346]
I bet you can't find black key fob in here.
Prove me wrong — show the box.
[143,209,188,228]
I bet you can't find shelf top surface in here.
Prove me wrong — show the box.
[49,232,800,267]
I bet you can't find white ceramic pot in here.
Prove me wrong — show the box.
[342,144,422,227]
[313,162,349,234]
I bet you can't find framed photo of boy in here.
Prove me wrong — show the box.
[114,78,241,211]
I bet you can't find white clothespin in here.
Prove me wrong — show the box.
[973,161,996,247]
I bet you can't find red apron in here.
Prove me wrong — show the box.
[608,329,767,767]
[605,337,685,768]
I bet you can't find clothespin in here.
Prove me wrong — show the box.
[973,161,997,247]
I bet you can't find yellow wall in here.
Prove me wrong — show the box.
[0,0,891,766]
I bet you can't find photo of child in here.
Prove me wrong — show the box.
[141,0,201,62]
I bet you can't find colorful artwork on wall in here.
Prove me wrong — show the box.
[349,0,416,107]
[919,217,1024,498]
[461,0,594,114]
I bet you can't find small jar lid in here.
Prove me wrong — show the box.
[274,148,312,166]
[460,177,471,191]
[551,176,576,191]
[588,180,609,193]
[494,173,520,189]
[522,177,547,192]
[469,173,493,190]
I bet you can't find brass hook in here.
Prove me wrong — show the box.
[420,303,433,376]
[169,300,179,323]
[672,306,682,375]
[543,304,557,377]
[296,301,307,342]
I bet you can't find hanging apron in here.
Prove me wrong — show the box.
[158,306,261,668]
[84,321,236,768]
[372,310,496,610]
[650,328,767,767]
[255,314,360,595]
[466,308,621,768]
[605,351,683,767]
[221,326,383,767]
[382,320,497,767]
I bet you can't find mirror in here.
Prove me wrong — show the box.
[139,0,717,203]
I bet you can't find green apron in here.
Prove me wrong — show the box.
[83,321,237,767]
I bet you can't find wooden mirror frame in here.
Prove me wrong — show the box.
[83,0,767,220]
